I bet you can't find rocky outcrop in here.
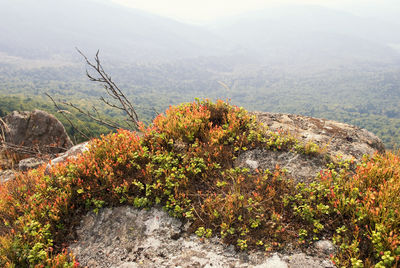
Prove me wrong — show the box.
[235,112,385,183]
[254,112,384,160]
[1,110,73,155]
[67,113,385,267]
[236,149,326,184]
[0,142,90,183]
[69,206,335,268]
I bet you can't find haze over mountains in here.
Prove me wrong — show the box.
[211,5,400,67]
[1,0,399,67]
[0,0,230,62]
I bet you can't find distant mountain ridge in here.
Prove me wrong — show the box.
[210,5,400,66]
[0,0,229,62]
[0,0,399,67]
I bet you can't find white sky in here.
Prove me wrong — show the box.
[110,0,399,24]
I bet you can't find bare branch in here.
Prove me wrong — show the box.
[1,142,68,156]
[44,49,141,143]
[76,48,139,129]
[62,101,124,129]
[45,93,90,142]
[100,97,125,111]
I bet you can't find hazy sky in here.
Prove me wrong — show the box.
[111,0,400,24]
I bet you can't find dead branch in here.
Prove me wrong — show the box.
[76,48,139,130]
[61,101,124,130]
[45,93,90,142]
[1,142,66,156]
[45,49,140,143]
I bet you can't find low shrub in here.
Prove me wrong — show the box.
[0,99,398,267]
[292,153,400,267]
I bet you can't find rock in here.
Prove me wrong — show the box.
[46,142,89,173]
[253,112,384,160]
[314,240,336,256]
[67,114,384,267]
[236,149,326,184]
[1,110,73,155]
[245,159,259,170]
[282,253,335,268]
[0,170,15,183]
[49,141,89,165]
[258,254,288,268]
[236,112,385,183]
[69,206,335,268]
[18,157,45,171]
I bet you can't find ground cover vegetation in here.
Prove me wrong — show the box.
[0,100,399,267]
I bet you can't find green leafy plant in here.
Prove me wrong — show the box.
[292,152,400,267]
[1,99,399,267]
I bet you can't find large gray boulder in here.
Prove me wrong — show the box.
[1,110,73,155]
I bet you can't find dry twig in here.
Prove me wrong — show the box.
[46,49,141,142]
[76,48,139,130]
[45,93,90,143]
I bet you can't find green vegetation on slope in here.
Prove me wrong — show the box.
[1,62,400,148]
[0,100,399,267]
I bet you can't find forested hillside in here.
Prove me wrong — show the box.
[1,59,400,148]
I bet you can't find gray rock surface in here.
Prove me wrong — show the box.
[254,112,384,160]
[236,149,326,184]
[282,253,335,268]
[260,254,288,268]
[46,142,89,173]
[18,157,45,171]
[69,206,334,268]
[0,170,15,183]
[235,112,385,183]
[1,110,73,155]
[313,240,336,256]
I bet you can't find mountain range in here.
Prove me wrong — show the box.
[1,0,399,67]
